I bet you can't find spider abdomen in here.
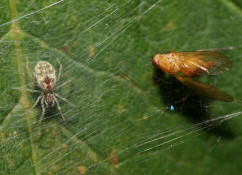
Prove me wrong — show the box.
[34,61,57,91]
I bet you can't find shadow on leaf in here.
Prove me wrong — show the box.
[153,67,235,139]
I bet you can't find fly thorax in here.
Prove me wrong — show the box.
[160,54,180,74]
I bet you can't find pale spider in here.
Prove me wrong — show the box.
[31,60,75,122]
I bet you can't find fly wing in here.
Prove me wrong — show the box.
[175,75,233,102]
[177,51,232,76]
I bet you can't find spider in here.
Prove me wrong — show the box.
[15,59,76,122]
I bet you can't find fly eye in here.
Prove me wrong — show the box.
[152,59,156,65]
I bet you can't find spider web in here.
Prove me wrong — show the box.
[1,0,242,174]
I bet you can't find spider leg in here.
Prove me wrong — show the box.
[55,79,73,90]
[25,56,34,81]
[57,58,62,81]
[45,99,48,107]
[54,96,65,121]
[51,99,55,107]
[12,87,40,93]
[39,97,46,123]
[55,93,77,108]
[31,95,43,109]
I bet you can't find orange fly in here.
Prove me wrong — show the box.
[152,50,233,102]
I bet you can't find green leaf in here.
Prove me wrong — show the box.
[1,0,242,174]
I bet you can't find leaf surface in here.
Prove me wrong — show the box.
[1,0,242,175]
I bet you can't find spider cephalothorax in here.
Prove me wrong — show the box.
[44,91,55,104]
